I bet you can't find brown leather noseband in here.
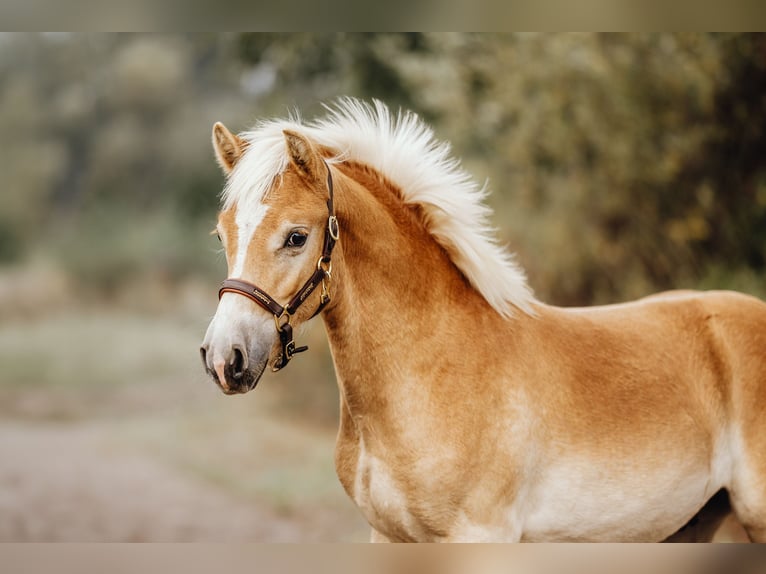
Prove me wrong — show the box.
[218,162,339,372]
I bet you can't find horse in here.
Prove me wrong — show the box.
[200,98,766,542]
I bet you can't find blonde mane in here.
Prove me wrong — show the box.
[223,98,536,317]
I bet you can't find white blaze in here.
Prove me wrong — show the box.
[203,200,275,372]
[232,203,270,278]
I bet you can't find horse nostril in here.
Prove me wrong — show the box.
[200,345,208,368]
[231,347,246,379]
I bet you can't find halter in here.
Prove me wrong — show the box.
[218,162,339,372]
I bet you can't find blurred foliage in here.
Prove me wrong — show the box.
[0,33,245,270]
[2,33,765,305]
[237,33,766,304]
[1,33,765,422]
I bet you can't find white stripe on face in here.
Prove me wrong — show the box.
[204,199,276,379]
[232,202,270,278]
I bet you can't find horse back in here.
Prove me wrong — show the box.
[657,290,766,417]
[527,290,766,460]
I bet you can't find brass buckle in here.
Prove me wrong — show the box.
[317,257,333,281]
[328,215,340,241]
[273,309,291,333]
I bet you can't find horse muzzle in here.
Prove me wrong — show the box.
[200,302,275,394]
[199,342,267,394]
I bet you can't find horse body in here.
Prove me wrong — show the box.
[201,100,766,541]
[322,163,766,541]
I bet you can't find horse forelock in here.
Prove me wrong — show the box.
[220,98,536,318]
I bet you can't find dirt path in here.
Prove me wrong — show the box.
[0,308,368,542]
[0,420,343,542]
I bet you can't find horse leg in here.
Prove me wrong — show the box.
[370,528,393,542]
[730,485,766,542]
[723,297,766,542]
[729,433,766,541]
[663,489,731,542]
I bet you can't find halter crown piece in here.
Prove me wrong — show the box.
[218,161,339,372]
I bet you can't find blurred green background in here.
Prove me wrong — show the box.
[0,33,763,541]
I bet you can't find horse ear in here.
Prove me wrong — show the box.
[283,129,323,182]
[212,122,247,174]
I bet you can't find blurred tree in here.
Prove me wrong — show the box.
[299,33,766,305]
[237,33,425,114]
[0,33,764,305]
[699,34,766,273]
[0,34,248,280]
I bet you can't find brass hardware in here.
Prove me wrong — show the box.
[328,215,340,241]
[320,277,330,305]
[273,309,291,332]
[317,256,333,281]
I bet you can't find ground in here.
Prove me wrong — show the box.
[0,306,368,542]
[0,419,368,542]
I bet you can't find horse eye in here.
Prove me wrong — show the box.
[285,231,308,248]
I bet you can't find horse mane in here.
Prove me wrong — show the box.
[223,98,536,318]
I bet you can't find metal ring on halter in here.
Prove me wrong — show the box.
[317,256,333,280]
[328,215,340,241]
[273,309,291,332]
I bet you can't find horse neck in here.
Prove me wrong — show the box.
[321,163,507,420]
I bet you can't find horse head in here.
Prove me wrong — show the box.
[200,122,336,394]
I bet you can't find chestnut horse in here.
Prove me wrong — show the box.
[200,99,766,542]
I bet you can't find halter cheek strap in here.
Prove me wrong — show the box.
[218,161,339,372]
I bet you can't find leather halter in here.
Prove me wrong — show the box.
[218,162,339,372]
